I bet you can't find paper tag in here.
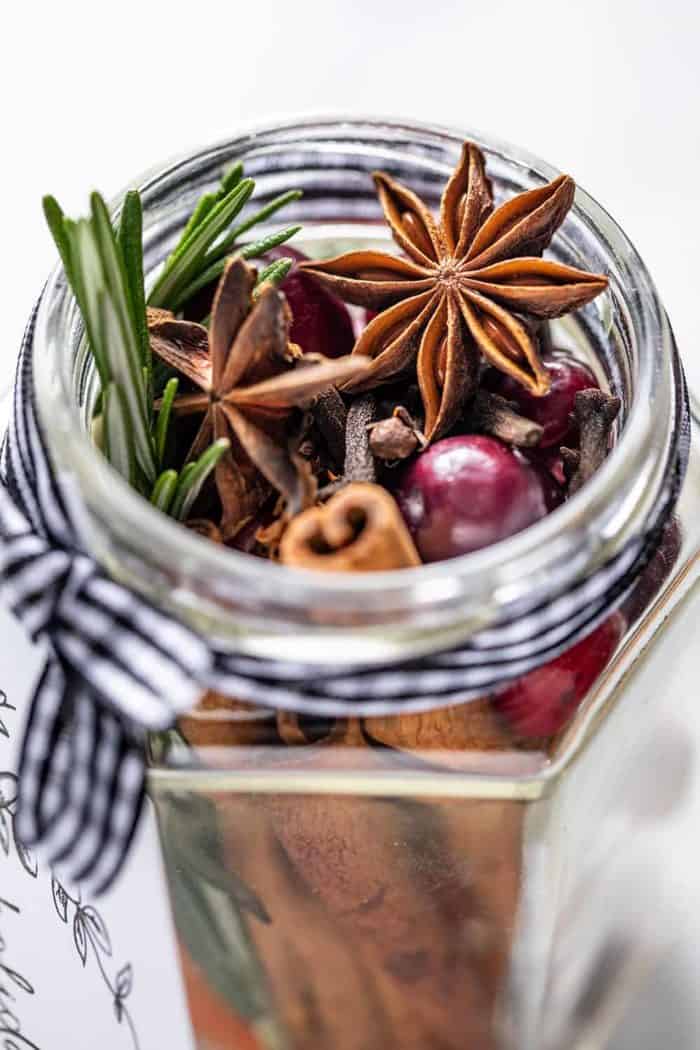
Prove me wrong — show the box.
[0,607,194,1050]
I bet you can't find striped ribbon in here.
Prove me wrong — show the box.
[0,301,689,892]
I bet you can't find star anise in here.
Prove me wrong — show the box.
[148,257,368,538]
[299,142,609,441]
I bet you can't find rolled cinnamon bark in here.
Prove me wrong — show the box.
[363,697,513,753]
[216,721,513,1050]
[279,482,421,571]
[178,690,278,750]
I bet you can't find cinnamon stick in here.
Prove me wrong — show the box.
[279,482,421,572]
[220,722,508,1049]
[363,697,514,754]
[468,389,544,448]
[178,691,278,750]
[175,488,521,1050]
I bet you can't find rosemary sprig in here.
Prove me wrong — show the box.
[118,190,150,373]
[155,377,179,468]
[149,178,256,309]
[43,193,158,485]
[151,470,179,514]
[210,189,302,264]
[177,161,244,248]
[256,258,294,289]
[43,162,302,525]
[150,168,301,312]
[102,383,136,485]
[170,439,230,522]
[150,438,229,520]
[170,225,301,312]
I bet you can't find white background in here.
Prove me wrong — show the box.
[0,0,699,394]
[0,2,699,1047]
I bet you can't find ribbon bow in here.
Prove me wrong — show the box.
[0,309,212,893]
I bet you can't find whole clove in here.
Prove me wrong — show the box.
[344,393,377,482]
[560,447,581,486]
[319,393,378,499]
[313,387,348,470]
[468,390,544,448]
[368,406,427,462]
[562,388,621,497]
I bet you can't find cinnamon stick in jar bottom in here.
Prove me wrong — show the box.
[173,484,525,1049]
[216,785,524,1050]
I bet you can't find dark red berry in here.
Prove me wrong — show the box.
[394,435,549,562]
[532,458,566,511]
[484,351,598,448]
[526,445,567,488]
[492,612,626,739]
[269,245,355,359]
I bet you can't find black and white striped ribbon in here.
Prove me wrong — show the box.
[0,302,690,892]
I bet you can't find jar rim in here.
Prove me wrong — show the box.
[33,116,683,657]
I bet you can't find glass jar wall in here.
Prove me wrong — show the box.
[33,120,700,1050]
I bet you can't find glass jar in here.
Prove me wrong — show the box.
[33,119,700,1050]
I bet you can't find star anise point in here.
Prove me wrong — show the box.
[148,257,367,536]
[299,142,608,441]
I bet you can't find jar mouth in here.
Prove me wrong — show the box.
[33,116,683,657]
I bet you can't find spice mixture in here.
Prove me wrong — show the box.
[46,141,617,578]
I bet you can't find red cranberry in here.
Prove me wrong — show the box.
[394,435,549,562]
[484,351,598,448]
[527,445,567,488]
[492,612,626,739]
[531,458,566,511]
[269,245,355,359]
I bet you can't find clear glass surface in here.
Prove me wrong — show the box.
[34,118,684,664]
[30,118,700,1049]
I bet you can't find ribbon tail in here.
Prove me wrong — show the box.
[68,709,148,894]
[16,661,148,896]
[15,659,69,847]
[42,688,99,869]
[81,737,146,897]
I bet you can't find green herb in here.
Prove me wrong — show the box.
[43,161,302,527]
[220,162,244,195]
[208,190,302,266]
[156,791,275,1026]
[150,469,178,513]
[118,191,151,382]
[170,439,230,522]
[255,258,294,291]
[150,470,179,514]
[43,193,157,485]
[178,193,217,248]
[150,169,301,312]
[170,224,301,312]
[102,383,136,485]
[148,179,255,309]
[155,377,179,468]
